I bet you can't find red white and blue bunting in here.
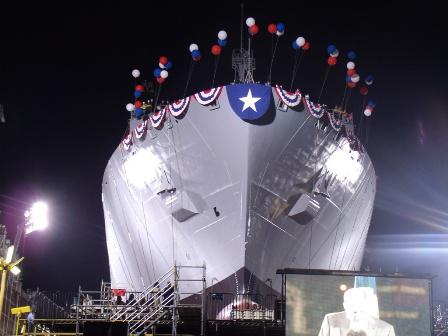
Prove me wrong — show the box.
[274,86,302,107]
[168,97,190,117]
[194,86,223,105]
[303,95,325,118]
[122,133,133,150]
[134,120,148,139]
[150,107,166,128]
[327,111,342,131]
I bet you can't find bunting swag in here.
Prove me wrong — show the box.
[150,107,166,128]
[327,111,342,131]
[274,85,302,107]
[134,120,148,139]
[168,97,190,117]
[194,86,223,105]
[303,95,325,118]
[122,133,133,150]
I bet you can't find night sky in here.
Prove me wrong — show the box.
[0,2,447,301]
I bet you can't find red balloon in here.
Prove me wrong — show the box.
[302,41,310,51]
[327,56,337,66]
[249,24,259,35]
[360,86,369,96]
[135,84,145,92]
[159,56,168,65]
[192,56,201,62]
[267,23,277,34]
[347,82,356,89]
[211,44,222,56]
[346,69,356,76]
[156,77,165,84]
[134,100,143,108]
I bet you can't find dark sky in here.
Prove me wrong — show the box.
[0,2,447,300]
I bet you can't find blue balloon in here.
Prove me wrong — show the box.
[292,40,299,50]
[218,39,227,47]
[346,76,352,83]
[367,100,376,107]
[277,23,285,32]
[165,61,173,70]
[134,108,144,118]
[327,44,336,55]
[153,68,162,77]
[347,51,356,60]
[365,74,374,82]
[134,90,142,99]
[191,49,200,57]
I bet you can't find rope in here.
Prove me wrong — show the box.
[211,55,220,88]
[343,88,352,111]
[289,50,304,91]
[340,84,348,108]
[153,84,162,113]
[317,66,331,104]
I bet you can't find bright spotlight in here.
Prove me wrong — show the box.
[10,266,21,276]
[5,246,14,264]
[24,201,49,234]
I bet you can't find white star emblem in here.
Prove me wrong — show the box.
[239,89,261,112]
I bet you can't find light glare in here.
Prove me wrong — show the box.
[25,201,49,234]
[5,246,14,263]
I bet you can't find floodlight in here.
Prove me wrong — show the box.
[10,266,21,276]
[25,201,48,234]
[5,246,14,264]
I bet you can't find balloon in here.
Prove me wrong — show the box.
[160,70,169,79]
[156,77,165,84]
[218,30,227,40]
[346,76,352,83]
[302,41,310,51]
[351,74,360,83]
[367,100,376,107]
[347,82,356,89]
[267,23,277,34]
[211,44,222,56]
[346,61,355,70]
[189,43,199,52]
[365,74,374,85]
[218,39,227,47]
[135,84,145,92]
[159,62,166,69]
[249,24,259,35]
[131,69,140,78]
[165,61,173,70]
[126,103,135,112]
[296,37,306,47]
[276,23,285,32]
[159,56,168,65]
[327,56,337,66]
[134,90,142,99]
[330,49,339,57]
[134,108,144,118]
[246,17,255,27]
[276,30,285,36]
[292,40,299,50]
[193,55,201,61]
[327,44,337,54]
[360,86,369,96]
[191,49,200,57]
[134,100,143,108]
[153,68,162,77]
[347,50,356,60]
[347,69,356,76]
[364,108,372,117]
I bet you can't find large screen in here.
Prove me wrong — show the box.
[286,273,432,336]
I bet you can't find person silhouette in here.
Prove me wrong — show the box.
[318,287,395,336]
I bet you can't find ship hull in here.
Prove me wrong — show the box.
[102,84,376,297]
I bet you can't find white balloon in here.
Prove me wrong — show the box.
[126,103,135,112]
[189,43,199,52]
[159,62,166,69]
[351,74,360,83]
[218,30,227,40]
[160,70,169,79]
[364,108,372,117]
[131,69,140,78]
[246,17,255,27]
[276,30,285,36]
[330,49,339,57]
[296,37,306,47]
[347,61,355,70]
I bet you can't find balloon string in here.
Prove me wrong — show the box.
[357,96,367,139]
[183,60,195,98]
[365,117,372,147]
[340,84,348,108]
[211,55,220,88]
[317,66,331,104]
[153,84,162,113]
[267,36,279,83]
[289,50,304,92]
[343,88,352,111]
